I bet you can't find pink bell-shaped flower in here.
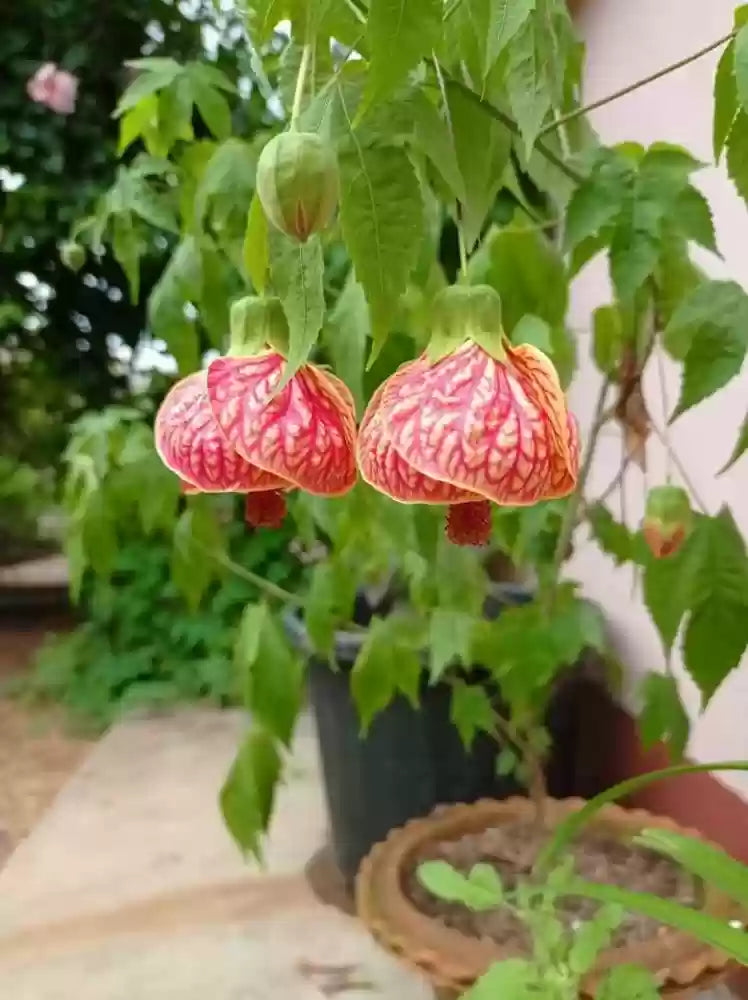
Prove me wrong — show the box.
[155,297,357,528]
[358,285,578,546]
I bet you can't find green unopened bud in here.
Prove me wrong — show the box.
[427,284,505,361]
[229,295,289,356]
[256,131,339,242]
[643,485,693,559]
[60,240,85,272]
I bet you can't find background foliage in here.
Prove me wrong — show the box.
[6,0,748,861]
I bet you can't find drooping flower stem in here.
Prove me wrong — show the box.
[431,52,470,280]
[290,42,313,129]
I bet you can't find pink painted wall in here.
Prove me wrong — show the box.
[568,0,748,796]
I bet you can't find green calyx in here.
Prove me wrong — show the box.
[256,131,339,243]
[644,485,693,534]
[426,284,506,362]
[229,296,289,357]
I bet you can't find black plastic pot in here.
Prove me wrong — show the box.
[285,585,600,889]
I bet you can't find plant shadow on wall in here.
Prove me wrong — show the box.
[43,0,748,995]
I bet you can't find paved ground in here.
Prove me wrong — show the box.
[0,708,432,999]
[0,606,90,870]
[0,706,736,999]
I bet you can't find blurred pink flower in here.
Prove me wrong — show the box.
[27,62,78,115]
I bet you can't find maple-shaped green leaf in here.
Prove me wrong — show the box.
[512,314,552,353]
[663,279,748,359]
[111,215,141,305]
[685,597,748,705]
[115,59,182,117]
[243,194,269,294]
[719,410,748,473]
[220,726,281,860]
[304,561,356,656]
[450,683,495,749]
[171,497,224,612]
[247,0,288,43]
[351,615,425,732]
[672,185,718,254]
[411,91,465,203]
[454,0,536,82]
[547,591,607,665]
[609,145,701,302]
[564,147,634,251]
[194,138,256,226]
[148,236,202,373]
[467,221,567,331]
[727,110,748,206]
[429,609,474,681]
[506,17,552,156]
[364,0,442,111]
[735,24,748,113]
[642,529,702,652]
[714,39,738,161]
[446,85,512,250]
[682,508,748,703]
[322,271,369,416]
[652,226,705,329]
[190,73,232,139]
[638,672,689,760]
[268,230,325,382]
[671,326,747,420]
[586,504,636,566]
[199,243,237,347]
[486,0,536,72]
[592,304,626,376]
[338,144,424,361]
[235,602,303,746]
[664,280,748,420]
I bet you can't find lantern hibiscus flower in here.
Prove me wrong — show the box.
[155,297,357,528]
[357,285,579,546]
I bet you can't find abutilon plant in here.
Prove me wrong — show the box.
[155,297,357,528]
[357,285,579,546]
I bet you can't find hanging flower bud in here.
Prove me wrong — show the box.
[643,485,693,558]
[357,285,578,546]
[256,131,339,242]
[60,240,85,272]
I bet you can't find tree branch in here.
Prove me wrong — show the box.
[541,32,735,137]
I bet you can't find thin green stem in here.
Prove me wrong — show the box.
[431,52,471,278]
[342,0,366,24]
[457,220,469,278]
[206,545,304,606]
[649,420,710,514]
[436,70,584,184]
[290,42,313,128]
[656,349,673,484]
[541,32,735,137]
